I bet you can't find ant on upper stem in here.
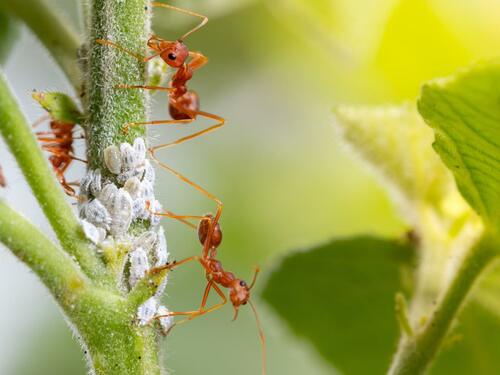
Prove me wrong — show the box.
[33,115,86,196]
[96,2,225,229]
[148,213,267,375]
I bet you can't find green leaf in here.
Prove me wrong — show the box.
[32,91,83,125]
[262,236,415,375]
[418,61,500,229]
[0,11,19,65]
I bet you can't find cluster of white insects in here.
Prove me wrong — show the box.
[78,137,172,332]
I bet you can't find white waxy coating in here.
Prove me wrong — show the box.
[156,305,174,334]
[89,169,102,196]
[99,183,118,208]
[137,297,159,326]
[148,199,162,226]
[108,189,133,236]
[84,199,111,230]
[133,138,147,166]
[80,219,101,245]
[120,143,137,170]
[141,180,154,200]
[117,167,144,184]
[129,247,150,287]
[124,177,142,198]
[134,230,157,252]
[104,145,122,174]
[79,169,94,197]
[153,226,168,267]
[143,159,155,184]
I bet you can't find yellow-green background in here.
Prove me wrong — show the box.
[1,0,500,373]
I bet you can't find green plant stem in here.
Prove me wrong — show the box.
[128,269,169,308]
[388,233,498,374]
[2,0,81,90]
[0,72,107,281]
[0,199,87,296]
[87,0,147,171]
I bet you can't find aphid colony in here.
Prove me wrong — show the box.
[78,137,172,332]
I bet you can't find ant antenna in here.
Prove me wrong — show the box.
[151,2,208,41]
[249,266,260,290]
[249,300,267,375]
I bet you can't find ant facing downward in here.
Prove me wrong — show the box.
[34,116,85,196]
[149,213,266,375]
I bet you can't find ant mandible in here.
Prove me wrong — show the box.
[149,213,267,375]
[34,116,85,196]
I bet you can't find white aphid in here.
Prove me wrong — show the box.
[148,199,162,226]
[89,169,102,196]
[104,145,122,174]
[108,189,133,236]
[120,143,137,170]
[156,305,174,334]
[153,226,168,267]
[141,180,154,200]
[83,199,111,230]
[99,184,118,208]
[117,167,145,185]
[80,219,101,245]
[129,247,150,287]
[79,170,94,197]
[143,159,155,184]
[134,230,157,253]
[133,138,147,166]
[124,177,142,198]
[137,297,159,326]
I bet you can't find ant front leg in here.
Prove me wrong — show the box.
[153,280,227,334]
[150,2,208,41]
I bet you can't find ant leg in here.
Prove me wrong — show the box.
[95,39,159,62]
[32,115,50,128]
[146,203,204,229]
[150,2,208,41]
[153,281,227,332]
[115,84,173,92]
[149,255,200,274]
[123,118,192,134]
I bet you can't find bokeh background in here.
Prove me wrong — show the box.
[1,0,500,374]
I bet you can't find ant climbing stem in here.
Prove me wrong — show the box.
[148,214,266,375]
[33,117,86,196]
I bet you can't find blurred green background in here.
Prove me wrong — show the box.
[2,0,500,374]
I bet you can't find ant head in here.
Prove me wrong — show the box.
[198,214,222,248]
[157,40,189,68]
[230,279,251,320]
[50,120,73,132]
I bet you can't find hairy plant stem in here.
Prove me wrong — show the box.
[87,0,148,171]
[2,0,81,90]
[388,233,498,374]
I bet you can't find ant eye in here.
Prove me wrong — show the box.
[168,53,176,60]
[243,302,247,305]
[239,280,247,287]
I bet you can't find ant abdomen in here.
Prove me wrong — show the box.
[198,214,222,248]
[169,91,200,120]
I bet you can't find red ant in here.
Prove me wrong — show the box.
[96,3,225,218]
[149,213,266,375]
[34,116,85,196]
[0,164,6,187]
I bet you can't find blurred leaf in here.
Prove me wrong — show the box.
[418,60,500,229]
[0,11,19,65]
[32,91,83,125]
[262,236,415,375]
[333,104,474,231]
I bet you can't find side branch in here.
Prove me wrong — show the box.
[2,0,81,90]
[0,200,88,297]
[0,72,106,280]
[388,233,498,374]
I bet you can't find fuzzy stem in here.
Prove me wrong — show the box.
[388,233,498,374]
[2,0,81,90]
[0,72,107,280]
[87,0,148,171]
[0,199,88,296]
